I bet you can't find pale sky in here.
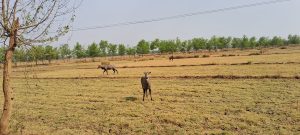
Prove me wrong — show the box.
[56,0,300,47]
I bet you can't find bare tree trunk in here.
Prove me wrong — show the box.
[0,34,15,135]
[0,18,19,135]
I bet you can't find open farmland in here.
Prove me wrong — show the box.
[1,46,300,134]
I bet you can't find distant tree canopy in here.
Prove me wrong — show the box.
[45,45,58,63]
[258,37,270,47]
[108,43,117,56]
[136,39,150,55]
[99,40,109,56]
[150,39,160,51]
[126,47,136,56]
[60,44,72,59]
[288,35,300,44]
[87,42,100,57]
[73,42,86,58]
[118,44,126,56]
[8,34,300,63]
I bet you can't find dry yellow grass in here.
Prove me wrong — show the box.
[0,46,299,134]
[11,64,299,79]
[4,78,300,135]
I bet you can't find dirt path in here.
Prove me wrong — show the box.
[13,75,300,80]
[74,61,300,69]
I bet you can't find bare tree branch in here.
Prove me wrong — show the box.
[1,0,9,32]
[19,0,57,30]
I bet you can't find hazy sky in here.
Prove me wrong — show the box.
[56,0,300,47]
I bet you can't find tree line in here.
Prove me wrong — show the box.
[2,34,300,64]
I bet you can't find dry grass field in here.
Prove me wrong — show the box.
[0,46,300,134]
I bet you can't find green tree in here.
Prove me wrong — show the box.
[45,45,57,64]
[73,42,86,58]
[53,47,60,60]
[59,44,72,60]
[287,35,300,44]
[118,44,126,56]
[157,40,178,53]
[168,40,178,53]
[126,47,136,56]
[30,45,46,65]
[191,38,206,51]
[179,41,188,53]
[219,37,232,49]
[240,35,249,49]
[271,36,284,46]
[136,39,150,55]
[99,40,108,56]
[249,37,257,48]
[108,43,117,56]
[175,37,182,51]
[87,42,100,57]
[231,38,242,48]
[207,36,220,51]
[257,37,270,48]
[157,40,167,53]
[27,48,35,63]
[186,40,193,52]
[13,47,26,66]
[150,39,160,51]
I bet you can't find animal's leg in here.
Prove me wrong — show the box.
[114,69,118,74]
[149,89,153,101]
[145,90,148,97]
[106,70,108,75]
[143,89,146,101]
[102,70,105,75]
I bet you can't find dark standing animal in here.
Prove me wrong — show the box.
[98,65,118,75]
[169,56,174,61]
[141,72,153,101]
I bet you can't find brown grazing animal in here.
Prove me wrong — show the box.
[98,65,118,75]
[169,56,174,61]
[141,72,153,101]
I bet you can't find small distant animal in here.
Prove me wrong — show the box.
[98,65,118,75]
[169,56,174,61]
[141,72,153,101]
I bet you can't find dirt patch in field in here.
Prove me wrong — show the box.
[124,96,138,101]
[118,62,300,69]
[74,61,300,70]
[13,75,300,80]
